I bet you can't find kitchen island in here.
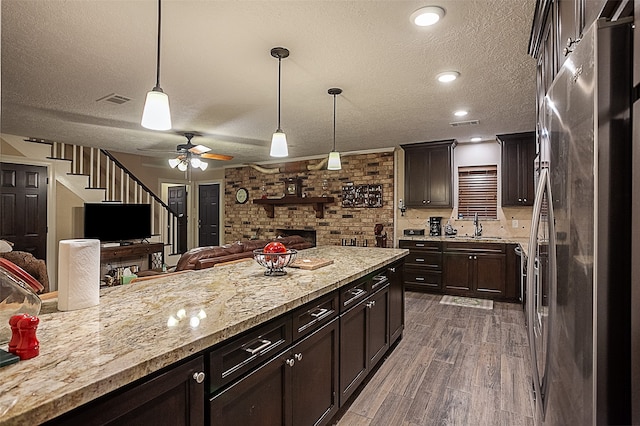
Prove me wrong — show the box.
[0,246,407,425]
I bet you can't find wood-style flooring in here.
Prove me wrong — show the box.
[336,292,534,425]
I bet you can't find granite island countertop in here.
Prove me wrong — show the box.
[0,246,407,425]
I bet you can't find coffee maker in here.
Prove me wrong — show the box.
[429,217,442,236]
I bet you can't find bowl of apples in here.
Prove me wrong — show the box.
[253,242,298,276]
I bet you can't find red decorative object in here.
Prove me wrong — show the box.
[8,313,30,355]
[263,242,287,253]
[15,315,40,360]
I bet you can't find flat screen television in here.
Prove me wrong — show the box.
[84,203,152,243]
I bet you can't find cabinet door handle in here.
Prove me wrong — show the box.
[427,200,431,204]
[310,308,328,318]
[422,200,427,204]
[523,198,527,202]
[243,338,272,355]
[294,353,303,362]
[474,256,477,260]
[193,372,205,384]
[285,358,295,367]
[469,255,473,259]
[518,198,522,202]
[389,267,396,273]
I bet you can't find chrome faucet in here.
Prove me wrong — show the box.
[473,212,483,237]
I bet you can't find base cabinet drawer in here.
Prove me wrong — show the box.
[404,268,442,291]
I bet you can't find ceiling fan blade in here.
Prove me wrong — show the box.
[188,144,212,155]
[201,153,234,161]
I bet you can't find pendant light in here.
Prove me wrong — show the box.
[141,0,172,131]
[327,88,343,170]
[270,47,289,157]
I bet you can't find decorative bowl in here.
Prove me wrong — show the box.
[253,249,298,276]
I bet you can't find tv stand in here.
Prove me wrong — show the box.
[100,242,164,270]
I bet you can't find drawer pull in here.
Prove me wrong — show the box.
[415,277,425,281]
[415,258,425,262]
[310,308,328,318]
[349,288,365,298]
[415,243,425,247]
[243,338,272,355]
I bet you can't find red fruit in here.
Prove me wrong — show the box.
[264,242,287,253]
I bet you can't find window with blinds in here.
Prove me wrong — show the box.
[458,165,498,219]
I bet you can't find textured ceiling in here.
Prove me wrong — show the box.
[1,0,537,168]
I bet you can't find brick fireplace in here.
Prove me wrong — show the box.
[224,151,395,246]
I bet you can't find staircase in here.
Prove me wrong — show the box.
[31,138,180,256]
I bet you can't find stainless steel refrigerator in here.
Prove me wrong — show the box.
[527,17,637,425]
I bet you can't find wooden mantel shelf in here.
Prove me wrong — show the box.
[253,196,335,219]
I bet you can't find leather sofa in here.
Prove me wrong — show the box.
[137,235,313,279]
[177,235,313,271]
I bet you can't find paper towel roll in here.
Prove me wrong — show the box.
[58,239,101,311]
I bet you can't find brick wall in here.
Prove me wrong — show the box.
[224,151,395,246]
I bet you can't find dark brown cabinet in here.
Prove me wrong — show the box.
[210,318,339,426]
[443,242,506,299]
[401,140,456,208]
[49,356,205,425]
[339,282,390,405]
[387,261,404,344]
[499,132,536,206]
[399,240,443,291]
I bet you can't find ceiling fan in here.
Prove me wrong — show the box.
[140,132,233,171]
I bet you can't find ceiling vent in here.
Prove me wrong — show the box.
[449,119,480,127]
[96,93,132,105]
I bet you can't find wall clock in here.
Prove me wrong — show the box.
[235,188,249,204]
[283,177,303,197]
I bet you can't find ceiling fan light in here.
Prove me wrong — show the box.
[190,157,201,168]
[270,131,288,157]
[177,161,188,172]
[327,151,342,170]
[199,161,208,171]
[168,157,181,168]
[411,6,445,27]
[141,88,172,130]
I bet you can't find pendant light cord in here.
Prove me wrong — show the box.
[277,57,282,131]
[155,0,162,89]
[332,94,337,151]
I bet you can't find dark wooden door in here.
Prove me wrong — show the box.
[210,352,290,426]
[443,252,473,294]
[0,163,47,259]
[50,356,205,425]
[339,300,368,405]
[500,133,536,206]
[474,254,506,297]
[198,184,220,247]
[291,319,339,426]
[387,262,404,344]
[168,185,187,253]
[367,287,389,368]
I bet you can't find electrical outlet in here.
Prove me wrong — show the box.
[512,219,519,228]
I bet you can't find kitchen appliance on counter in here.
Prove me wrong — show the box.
[527,19,637,425]
[429,217,441,236]
[403,229,425,236]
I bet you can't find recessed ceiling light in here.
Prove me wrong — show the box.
[470,137,482,142]
[410,6,445,27]
[436,71,460,83]
[454,110,468,117]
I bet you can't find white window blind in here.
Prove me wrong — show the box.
[458,165,498,219]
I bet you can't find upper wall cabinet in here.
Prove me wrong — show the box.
[401,140,456,208]
[498,132,536,207]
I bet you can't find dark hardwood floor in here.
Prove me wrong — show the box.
[336,291,534,425]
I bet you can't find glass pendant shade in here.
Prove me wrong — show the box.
[177,161,188,172]
[141,89,171,130]
[327,151,342,170]
[168,157,181,168]
[270,130,288,157]
[190,157,201,168]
